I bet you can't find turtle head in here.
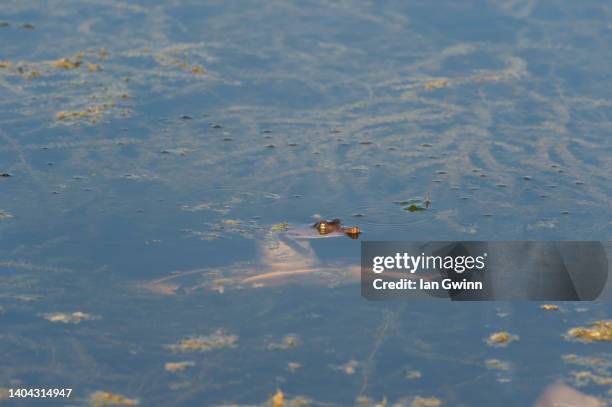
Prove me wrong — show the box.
[313,219,342,235]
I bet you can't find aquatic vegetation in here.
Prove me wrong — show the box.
[0,260,74,274]
[267,334,299,350]
[209,277,235,294]
[423,79,449,90]
[142,282,180,295]
[167,330,237,352]
[14,295,42,302]
[271,389,284,407]
[180,202,216,212]
[48,57,82,69]
[374,396,388,407]
[568,321,612,342]
[270,222,290,232]
[255,389,311,407]
[403,369,422,380]
[540,304,560,311]
[562,354,609,368]
[160,148,190,156]
[355,396,387,407]
[356,396,371,404]
[484,359,511,371]
[401,196,430,213]
[411,396,442,407]
[287,362,301,372]
[331,359,359,375]
[164,361,195,372]
[486,331,518,347]
[87,62,102,72]
[55,103,116,122]
[571,370,612,387]
[191,218,262,240]
[404,204,426,212]
[89,391,139,406]
[181,228,221,241]
[151,46,209,78]
[42,311,98,324]
[423,79,448,90]
[266,389,309,407]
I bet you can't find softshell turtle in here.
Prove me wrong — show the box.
[142,219,363,295]
[242,219,361,286]
[312,218,361,239]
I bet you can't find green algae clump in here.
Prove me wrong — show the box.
[404,204,426,212]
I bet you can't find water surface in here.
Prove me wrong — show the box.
[0,0,611,405]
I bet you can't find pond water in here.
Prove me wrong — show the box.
[0,0,611,405]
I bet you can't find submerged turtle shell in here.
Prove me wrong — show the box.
[250,225,359,286]
[141,223,361,294]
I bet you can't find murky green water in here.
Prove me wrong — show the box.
[1,1,611,405]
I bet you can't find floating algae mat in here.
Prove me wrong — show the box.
[41,311,99,324]
[166,330,238,352]
[164,361,195,373]
[485,331,519,347]
[89,391,139,406]
[0,0,611,406]
[567,321,612,343]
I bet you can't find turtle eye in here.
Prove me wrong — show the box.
[317,222,329,234]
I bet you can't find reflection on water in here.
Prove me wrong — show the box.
[0,0,611,405]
